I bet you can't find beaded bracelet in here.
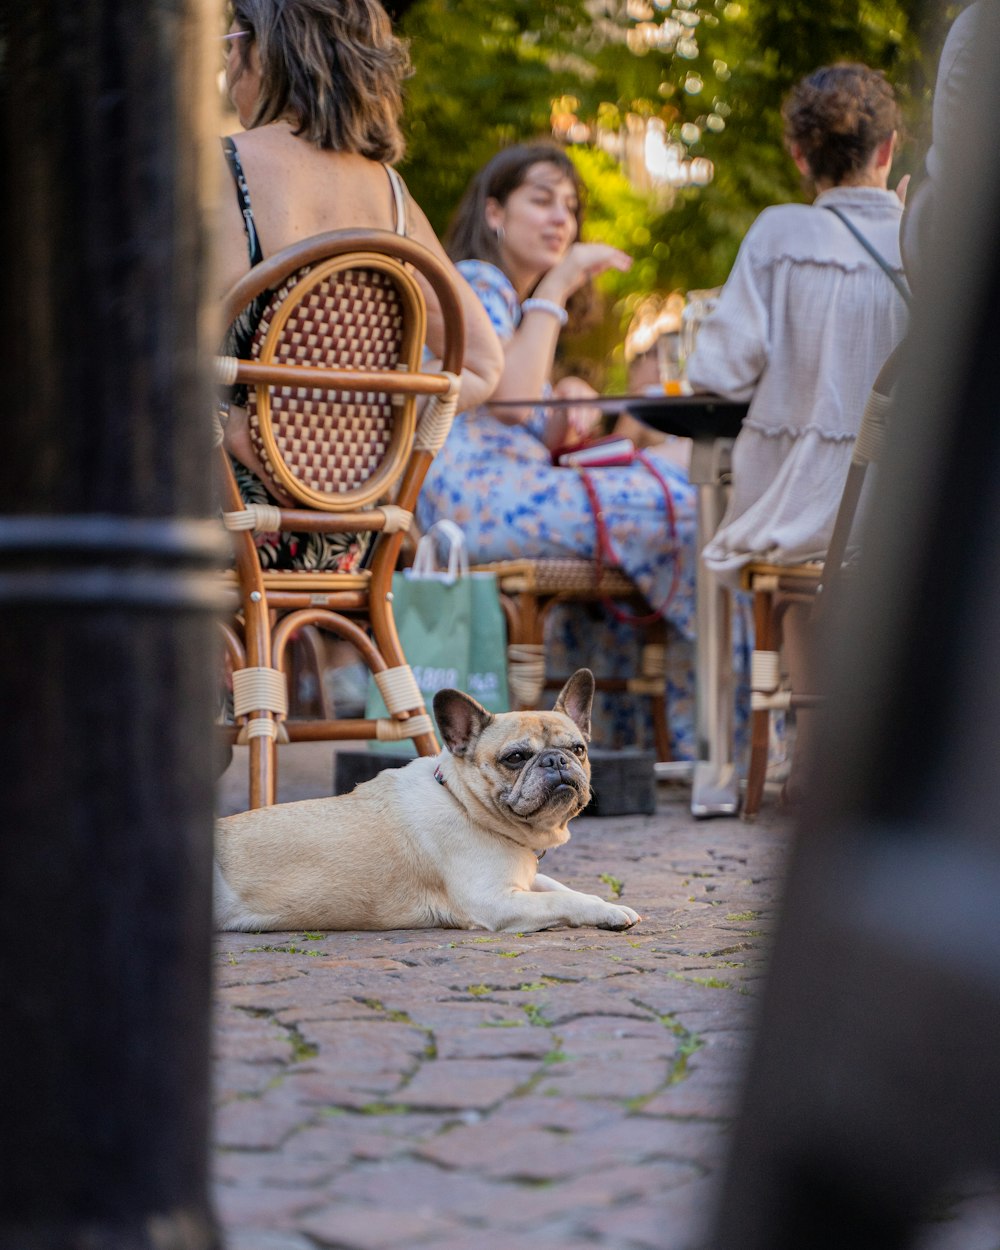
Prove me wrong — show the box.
[521,297,569,327]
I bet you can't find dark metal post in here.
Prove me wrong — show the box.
[0,4,223,1247]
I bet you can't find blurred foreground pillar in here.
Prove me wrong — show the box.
[0,3,223,1247]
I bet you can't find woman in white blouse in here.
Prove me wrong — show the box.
[687,61,908,786]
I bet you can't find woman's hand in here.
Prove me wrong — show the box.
[534,242,632,305]
[222,406,297,506]
[551,375,602,446]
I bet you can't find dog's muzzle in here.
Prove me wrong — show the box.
[537,749,583,798]
[507,750,589,817]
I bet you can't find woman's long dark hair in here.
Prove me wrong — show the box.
[444,141,585,270]
[444,141,594,325]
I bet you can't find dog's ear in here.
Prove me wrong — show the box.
[433,688,495,757]
[553,669,594,740]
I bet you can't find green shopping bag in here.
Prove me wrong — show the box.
[365,520,509,754]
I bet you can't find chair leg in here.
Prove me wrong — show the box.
[240,599,279,810]
[288,625,332,719]
[248,735,277,809]
[743,587,777,819]
[650,692,671,762]
[366,558,440,758]
[507,592,545,711]
[643,621,672,764]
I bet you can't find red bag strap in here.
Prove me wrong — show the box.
[577,450,681,627]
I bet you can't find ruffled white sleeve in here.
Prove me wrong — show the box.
[686,229,771,402]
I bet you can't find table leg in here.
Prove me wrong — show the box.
[690,438,739,817]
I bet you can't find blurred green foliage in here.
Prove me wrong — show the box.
[397,0,948,380]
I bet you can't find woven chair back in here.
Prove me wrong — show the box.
[247,252,426,510]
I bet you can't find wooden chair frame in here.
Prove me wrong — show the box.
[216,229,465,809]
[477,558,673,763]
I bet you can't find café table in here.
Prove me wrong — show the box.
[486,392,748,818]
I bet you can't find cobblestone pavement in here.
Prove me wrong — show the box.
[213,745,1000,1250]
[214,746,790,1249]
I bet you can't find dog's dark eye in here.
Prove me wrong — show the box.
[570,743,587,757]
[503,750,528,768]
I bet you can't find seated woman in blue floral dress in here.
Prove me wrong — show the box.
[416,142,724,758]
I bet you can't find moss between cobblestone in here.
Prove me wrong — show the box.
[357,998,438,1056]
[522,1003,552,1027]
[244,943,325,957]
[598,872,624,897]
[509,1039,567,1099]
[667,971,736,990]
[614,1008,706,1110]
[229,1007,318,1068]
[666,1033,705,1086]
[285,1024,318,1063]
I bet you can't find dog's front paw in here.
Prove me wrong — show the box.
[597,903,641,930]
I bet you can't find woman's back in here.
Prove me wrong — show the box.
[217,125,408,291]
[216,0,502,542]
[690,185,906,442]
[689,61,908,582]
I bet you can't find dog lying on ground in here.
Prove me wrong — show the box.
[215,668,640,934]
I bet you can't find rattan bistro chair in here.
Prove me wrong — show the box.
[215,229,463,809]
[740,349,900,817]
[477,558,673,762]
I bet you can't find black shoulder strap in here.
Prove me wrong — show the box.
[221,136,264,266]
[823,204,911,307]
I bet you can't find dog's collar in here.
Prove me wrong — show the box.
[433,762,545,860]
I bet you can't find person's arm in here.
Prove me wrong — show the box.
[489,243,631,425]
[686,232,770,401]
[548,375,603,447]
[405,198,504,412]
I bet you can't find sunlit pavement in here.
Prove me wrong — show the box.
[212,744,1000,1250]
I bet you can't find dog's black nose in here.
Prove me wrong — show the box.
[538,749,570,771]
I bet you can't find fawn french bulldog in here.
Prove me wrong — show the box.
[214,668,640,933]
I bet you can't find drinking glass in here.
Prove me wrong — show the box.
[679,288,720,380]
[656,331,689,395]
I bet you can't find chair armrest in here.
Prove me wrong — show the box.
[222,504,413,535]
[215,355,454,398]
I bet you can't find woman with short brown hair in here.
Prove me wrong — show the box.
[225,0,407,159]
[688,61,909,791]
[690,59,907,582]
